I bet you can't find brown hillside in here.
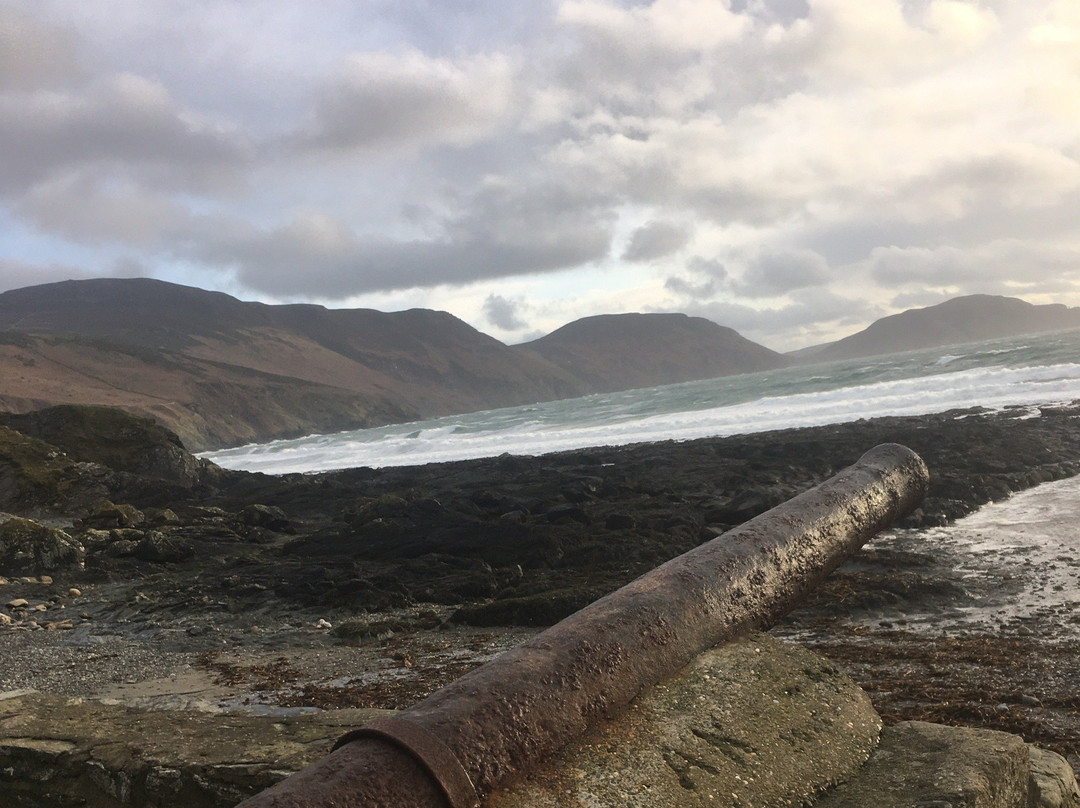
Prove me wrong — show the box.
[516,313,789,392]
[0,280,787,451]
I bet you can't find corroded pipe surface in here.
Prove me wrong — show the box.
[237,443,928,808]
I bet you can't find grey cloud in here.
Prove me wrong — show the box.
[110,256,151,279]
[0,257,95,293]
[622,220,692,262]
[229,229,610,298]
[868,245,1016,287]
[664,276,718,298]
[683,288,879,350]
[664,256,724,302]
[2,0,1078,338]
[0,6,81,90]
[294,50,515,154]
[731,247,830,297]
[895,148,1080,215]
[0,74,250,194]
[868,241,1080,291]
[483,294,528,330]
[14,172,186,246]
[182,184,614,297]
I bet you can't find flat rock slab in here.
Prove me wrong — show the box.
[0,690,387,807]
[813,720,1080,808]
[485,633,881,808]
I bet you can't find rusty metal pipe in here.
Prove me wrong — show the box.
[237,443,928,808]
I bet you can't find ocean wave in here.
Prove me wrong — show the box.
[204,354,1080,473]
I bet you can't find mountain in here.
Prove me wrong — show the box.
[0,279,783,451]
[793,295,1080,363]
[516,313,789,392]
[0,279,586,449]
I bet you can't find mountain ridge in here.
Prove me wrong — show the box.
[2,280,1078,451]
[793,294,1080,362]
[518,312,788,392]
[0,279,785,450]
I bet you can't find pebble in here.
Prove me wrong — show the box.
[314,618,333,630]
[6,598,29,609]
[0,612,12,625]
[40,576,53,585]
[68,588,82,598]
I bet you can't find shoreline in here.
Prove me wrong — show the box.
[3,402,1080,775]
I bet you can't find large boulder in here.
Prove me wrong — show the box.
[0,405,215,487]
[813,721,1079,808]
[0,516,84,574]
[486,633,881,808]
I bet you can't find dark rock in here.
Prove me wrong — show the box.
[134,531,196,562]
[104,539,139,558]
[0,426,112,513]
[453,586,610,626]
[542,505,590,525]
[80,500,145,529]
[241,526,279,544]
[0,517,84,574]
[604,513,635,530]
[145,507,181,525]
[109,528,145,543]
[0,404,216,486]
[239,504,290,531]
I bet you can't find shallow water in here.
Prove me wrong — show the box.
[852,474,1080,638]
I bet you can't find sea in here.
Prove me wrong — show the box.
[203,328,1080,475]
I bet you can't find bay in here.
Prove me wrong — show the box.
[203,328,1080,474]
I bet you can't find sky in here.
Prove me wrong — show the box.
[1,0,1078,352]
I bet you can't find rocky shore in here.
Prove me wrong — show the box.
[2,403,1080,802]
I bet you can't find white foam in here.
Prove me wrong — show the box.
[204,360,1080,474]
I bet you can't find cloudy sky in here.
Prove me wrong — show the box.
[2,0,1078,350]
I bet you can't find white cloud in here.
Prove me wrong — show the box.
[557,0,749,52]
[2,0,1080,350]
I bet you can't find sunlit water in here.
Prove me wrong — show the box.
[203,329,1080,474]
[823,474,1080,640]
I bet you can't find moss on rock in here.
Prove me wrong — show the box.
[0,426,82,511]
[0,405,210,485]
[0,516,84,574]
